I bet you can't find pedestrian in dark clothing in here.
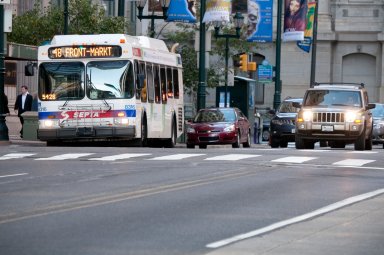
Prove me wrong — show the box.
[14,85,33,138]
[1,92,10,115]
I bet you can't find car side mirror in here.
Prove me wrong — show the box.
[292,102,301,108]
[367,103,376,110]
[25,62,36,76]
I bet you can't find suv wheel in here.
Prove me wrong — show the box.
[365,135,373,150]
[280,141,288,148]
[354,129,366,151]
[295,135,314,149]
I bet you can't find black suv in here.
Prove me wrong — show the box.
[269,97,303,148]
[294,83,375,150]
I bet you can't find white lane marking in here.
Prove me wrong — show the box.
[149,154,205,160]
[88,153,151,161]
[333,159,375,167]
[0,173,28,178]
[272,156,317,163]
[35,153,94,161]
[0,153,36,160]
[205,154,261,161]
[206,188,384,249]
[348,151,378,154]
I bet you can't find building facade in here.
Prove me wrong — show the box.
[4,0,384,109]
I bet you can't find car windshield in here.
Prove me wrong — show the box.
[304,90,362,107]
[194,109,236,123]
[371,104,384,118]
[279,100,301,113]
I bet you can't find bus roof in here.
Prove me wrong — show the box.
[49,34,170,52]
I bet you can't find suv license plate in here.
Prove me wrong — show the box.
[322,125,334,132]
[291,128,296,133]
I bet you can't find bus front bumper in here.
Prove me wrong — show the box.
[38,126,136,141]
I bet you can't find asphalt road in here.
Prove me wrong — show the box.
[0,143,383,255]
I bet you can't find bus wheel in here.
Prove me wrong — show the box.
[136,117,147,147]
[165,120,177,148]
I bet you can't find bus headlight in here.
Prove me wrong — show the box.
[115,118,129,125]
[42,119,56,128]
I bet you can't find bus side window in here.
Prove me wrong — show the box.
[173,69,179,98]
[124,61,134,98]
[146,63,154,103]
[167,67,173,98]
[160,66,167,104]
[154,65,161,104]
[134,60,140,100]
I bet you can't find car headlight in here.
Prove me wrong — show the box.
[271,119,282,125]
[224,124,235,132]
[345,111,361,123]
[187,127,195,133]
[303,111,312,121]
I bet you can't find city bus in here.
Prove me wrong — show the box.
[30,34,184,146]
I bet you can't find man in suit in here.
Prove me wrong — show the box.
[14,85,33,138]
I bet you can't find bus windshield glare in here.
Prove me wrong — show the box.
[86,60,134,100]
[39,62,85,101]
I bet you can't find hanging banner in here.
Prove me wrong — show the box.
[167,0,197,23]
[202,0,231,23]
[246,0,273,42]
[283,0,307,42]
[297,1,316,52]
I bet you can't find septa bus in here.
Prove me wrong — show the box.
[29,34,184,146]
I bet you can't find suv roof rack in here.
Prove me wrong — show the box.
[312,82,365,88]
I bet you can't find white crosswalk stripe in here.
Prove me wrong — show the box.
[205,154,261,161]
[271,156,317,163]
[148,154,205,160]
[0,153,36,160]
[88,153,151,161]
[35,153,94,161]
[333,159,376,167]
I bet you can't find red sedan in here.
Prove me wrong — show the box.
[186,107,251,149]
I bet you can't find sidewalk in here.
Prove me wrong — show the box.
[205,193,384,255]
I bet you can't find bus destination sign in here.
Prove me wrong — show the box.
[48,45,122,59]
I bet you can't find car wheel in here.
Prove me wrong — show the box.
[354,129,366,151]
[279,141,288,148]
[365,136,372,150]
[262,130,270,141]
[232,131,240,148]
[199,144,207,149]
[295,135,305,149]
[187,143,195,149]
[243,131,251,148]
[270,137,279,148]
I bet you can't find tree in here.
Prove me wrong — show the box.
[8,0,126,46]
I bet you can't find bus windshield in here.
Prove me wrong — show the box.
[86,60,134,100]
[39,62,85,101]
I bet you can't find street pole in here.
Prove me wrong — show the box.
[0,4,9,142]
[224,37,229,107]
[118,0,125,16]
[64,0,68,34]
[273,0,283,110]
[197,0,206,111]
[310,0,318,87]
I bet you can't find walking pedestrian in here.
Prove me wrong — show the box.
[14,85,33,138]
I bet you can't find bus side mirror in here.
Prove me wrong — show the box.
[25,63,36,76]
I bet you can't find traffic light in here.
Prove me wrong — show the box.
[248,62,257,71]
[239,53,248,72]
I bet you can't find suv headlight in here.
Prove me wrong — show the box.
[345,111,361,123]
[302,111,312,121]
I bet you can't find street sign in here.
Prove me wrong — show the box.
[0,0,11,5]
[257,64,273,83]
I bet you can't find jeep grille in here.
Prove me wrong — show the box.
[313,112,345,123]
